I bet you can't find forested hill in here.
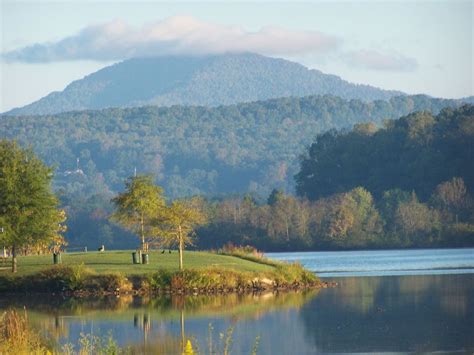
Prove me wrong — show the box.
[5,53,404,115]
[198,105,474,251]
[296,104,474,201]
[0,94,465,199]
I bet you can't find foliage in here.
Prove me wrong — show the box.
[1,263,318,294]
[0,140,66,272]
[295,105,474,201]
[0,309,48,354]
[111,175,165,250]
[0,95,463,203]
[0,97,466,252]
[157,198,207,270]
[195,180,473,250]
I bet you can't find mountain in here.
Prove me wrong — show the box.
[5,53,405,116]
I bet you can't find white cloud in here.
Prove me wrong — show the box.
[343,49,418,72]
[3,16,341,63]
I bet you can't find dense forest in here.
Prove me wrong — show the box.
[197,106,474,250]
[5,53,403,115]
[296,105,474,201]
[49,106,474,250]
[0,94,465,199]
[1,99,472,251]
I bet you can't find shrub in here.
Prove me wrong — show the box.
[147,270,174,290]
[83,272,132,293]
[31,264,95,292]
[271,263,319,286]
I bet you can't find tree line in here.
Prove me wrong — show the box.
[194,179,473,251]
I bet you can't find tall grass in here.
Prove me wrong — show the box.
[0,309,48,353]
[217,244,282,267]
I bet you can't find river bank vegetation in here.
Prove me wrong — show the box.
[0,249,320,294]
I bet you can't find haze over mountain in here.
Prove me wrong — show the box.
[5,53,405,116]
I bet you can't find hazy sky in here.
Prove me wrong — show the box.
[1,0,472,112]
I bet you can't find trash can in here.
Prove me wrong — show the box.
[132,251,140,264]
[53,253,62,264]
[142,253,149,265]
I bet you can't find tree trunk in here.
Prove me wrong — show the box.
[11,245,17,273]
[141,213,145,251]
[178,225,183,271]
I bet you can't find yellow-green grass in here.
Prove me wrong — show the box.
[0,250,274,276]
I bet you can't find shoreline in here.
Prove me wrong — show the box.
[0,280,337,298]
[0,257,335,296]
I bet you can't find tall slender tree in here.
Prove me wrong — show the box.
[0,140,66,272]
[159,199,207,270]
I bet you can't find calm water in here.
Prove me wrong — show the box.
[1,249,473,354]
[267,248,474,277]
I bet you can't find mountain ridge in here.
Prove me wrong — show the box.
[5,53,406,116]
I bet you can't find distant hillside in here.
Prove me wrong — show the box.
[5,53,404,115]
[0,94,464,198]
[461,96,474,105]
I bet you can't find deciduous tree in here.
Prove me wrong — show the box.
[0,140,66,272]
[111,175,165,251]
[159,199,207,270]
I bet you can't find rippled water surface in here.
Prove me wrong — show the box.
[1,249,473,354]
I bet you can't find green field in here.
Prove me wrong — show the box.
[0,250,274,276]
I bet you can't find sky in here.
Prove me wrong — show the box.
[1,0,472,112]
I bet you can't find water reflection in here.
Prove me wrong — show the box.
[0,290,318,354]
[302,274,474,353]
[0,274,472,353]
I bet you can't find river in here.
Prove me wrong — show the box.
[1,248,473,354]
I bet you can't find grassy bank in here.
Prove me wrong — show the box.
[0,250,273,276]
[0,250,320,295]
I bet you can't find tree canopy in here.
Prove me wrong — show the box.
[0,140,66,272]
[295,105,474,201]
[111,175,165,251]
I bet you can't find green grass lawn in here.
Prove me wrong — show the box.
[0,250,274,276]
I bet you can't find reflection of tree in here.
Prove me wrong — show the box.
[1,289,319,353]
[300,274,474,353]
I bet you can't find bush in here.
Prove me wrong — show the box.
[271,263,319,286]
[30,264,95,292]
[83,272,132,293]
[147,270,174,291]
